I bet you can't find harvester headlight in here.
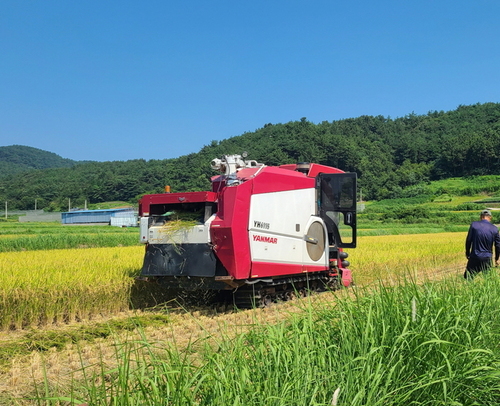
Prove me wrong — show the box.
[211,158,223,170]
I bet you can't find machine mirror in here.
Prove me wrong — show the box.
[338,212,354,245]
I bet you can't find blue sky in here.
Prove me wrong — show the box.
[1,0,499,162]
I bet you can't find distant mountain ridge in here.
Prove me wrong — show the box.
[2,102,500,210]
[0,145,77,177]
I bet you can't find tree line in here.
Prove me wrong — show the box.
[1,102,500,211]
[0,145,77,177]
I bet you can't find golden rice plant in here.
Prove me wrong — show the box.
[0,232,469,330]
[160,219,198,235]
[157,209,204,240]
[0,246,143,330]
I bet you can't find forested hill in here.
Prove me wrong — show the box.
[1,102,500,211]
[0,145,77,177]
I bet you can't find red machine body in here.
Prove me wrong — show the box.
[138,155,356,305]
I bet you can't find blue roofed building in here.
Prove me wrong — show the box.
[61,208,137,226]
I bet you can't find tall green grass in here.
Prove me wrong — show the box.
[0,223,136,235]
[40,273,500,405]
[357,224,469,236]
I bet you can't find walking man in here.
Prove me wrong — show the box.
[465,209,500,279]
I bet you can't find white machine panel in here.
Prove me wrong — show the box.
[248,231,303,264]
[139,216,149,243]
[146,215,215,245]
[249,188,327,266]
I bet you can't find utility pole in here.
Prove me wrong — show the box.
[4,201,7,219]
[35,198,37,211]
[68,198,71,212]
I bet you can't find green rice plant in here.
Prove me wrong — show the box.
[358,225,469,236]
[0,232,140,252]
[0,222,137,236]
[0,222,141,252]
[314,276,500,405]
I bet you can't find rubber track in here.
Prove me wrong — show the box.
[231,273,341,309]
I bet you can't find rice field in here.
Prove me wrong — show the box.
[0,230,468,331]
[1,222,493,405]
[22,264,500,405]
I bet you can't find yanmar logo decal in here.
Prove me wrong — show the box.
[253,235,278,244]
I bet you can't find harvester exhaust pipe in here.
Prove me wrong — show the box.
[296,162,310,174]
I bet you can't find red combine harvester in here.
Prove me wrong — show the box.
[138,154,357,307]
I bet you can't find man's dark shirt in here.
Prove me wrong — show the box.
[465,219,500,261]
